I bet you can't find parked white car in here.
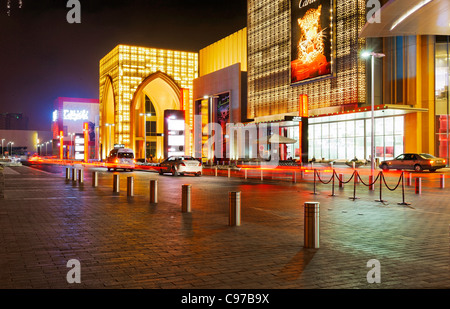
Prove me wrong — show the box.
[159,156,202,176]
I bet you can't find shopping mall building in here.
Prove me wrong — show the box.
[98,0,450,165]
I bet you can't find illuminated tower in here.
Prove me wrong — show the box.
[99,45,198,160]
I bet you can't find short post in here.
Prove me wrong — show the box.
[339,173,344,188]
[261,169,263,181]
[182,184,192,213]
[113,174,120,193]
[415,177,422,195]
[149,180,158,203]
[369,175,374,191]
[72,168,77,182]
[304,202,320,249]
[244,168,248,180]
[229,192,241,226]
[78,169,84,184]
[228,167,231,178]
[127,176,134,197]
[92,171,98,187]
[352,161,355,169]
[406,173,412,186]
[215,166,218,177]
[292,171,296,183]
[440,174,445,189]
[65,168,70,180]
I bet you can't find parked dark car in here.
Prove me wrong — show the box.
[379,153,446,172]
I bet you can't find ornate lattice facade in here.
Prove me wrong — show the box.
[247,0,367,118]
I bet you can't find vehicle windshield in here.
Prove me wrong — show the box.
[118,153,134,159]
[178,156,196,161]
[419,153,435,159]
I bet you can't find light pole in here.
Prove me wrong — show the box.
[140,113,152,162]
[68,133,75,159]
[362,51,385,176]
[45,142,49,157]
[8,141,14,157]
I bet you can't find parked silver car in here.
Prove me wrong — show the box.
[159,156,202,176]
[379,153,446,172]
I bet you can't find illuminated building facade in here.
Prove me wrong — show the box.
[244,0,448,163]
[193,29,249,162]
[99,45,198,160]
[52,97,99,160]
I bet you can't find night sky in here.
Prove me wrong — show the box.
[0,0,247,130]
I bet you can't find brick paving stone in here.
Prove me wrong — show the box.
[0,165,449,290]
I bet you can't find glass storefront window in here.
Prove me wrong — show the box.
[435,38,450,164]
[308,115,405,162]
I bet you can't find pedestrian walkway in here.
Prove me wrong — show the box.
[0,165,449,290]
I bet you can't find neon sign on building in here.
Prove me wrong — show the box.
[63,110,89,121]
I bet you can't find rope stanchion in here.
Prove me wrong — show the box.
[311,169,319,195]
[398,172,411,206]
[349,170,360,201]
[375,172,388,203]
[329,170,337,197]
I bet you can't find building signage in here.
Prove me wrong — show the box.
[74,134,85,160]
[291,0,333,84]
[164,110,186,158]
[63,109,89,121]
[284,116,303,122]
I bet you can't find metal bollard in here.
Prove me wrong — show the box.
[92,171,98,187]
[127,177,134,197]
[65,168,70,180]
[244,168,248,180]
[113,174,120,193]
[369,175,374,191]
[229,192,241,226]
[304,202,320,249]
[406,173,412,186]
[292,171,297,183]
[215,166,218,177]
[339,173,344,188]
[149,180,158,203]
[228,168,231,178]
[181,184,192,213]
[78,169,84,183]
[440,174,445,189]
[261,169,263,181]
[72,168,77,182]
[415,178,422,195]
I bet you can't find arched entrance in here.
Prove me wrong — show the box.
[130,72,182,161]
[100,75,116,160]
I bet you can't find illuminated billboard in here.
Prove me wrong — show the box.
[164,110,186,158]
[291,0,333,85]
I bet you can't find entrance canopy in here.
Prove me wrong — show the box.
[359,0,450,38]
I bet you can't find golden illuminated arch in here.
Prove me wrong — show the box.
[100,75,116,159]
[130,71,182,160]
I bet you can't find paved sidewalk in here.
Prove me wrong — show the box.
[0,165,449,290]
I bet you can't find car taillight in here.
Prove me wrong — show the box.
[430,160,434,164]
[198,162,201,166]
[180,163,186,166]
[115,159,118,163]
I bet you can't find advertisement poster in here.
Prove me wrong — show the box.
[291,0,333,84]
[217,93,230,159]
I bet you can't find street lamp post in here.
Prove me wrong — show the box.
[68,133,75,159]
[139,113,152,162]
[1,139,5,158]
[362,51,385,176]
[8,141,14,157]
